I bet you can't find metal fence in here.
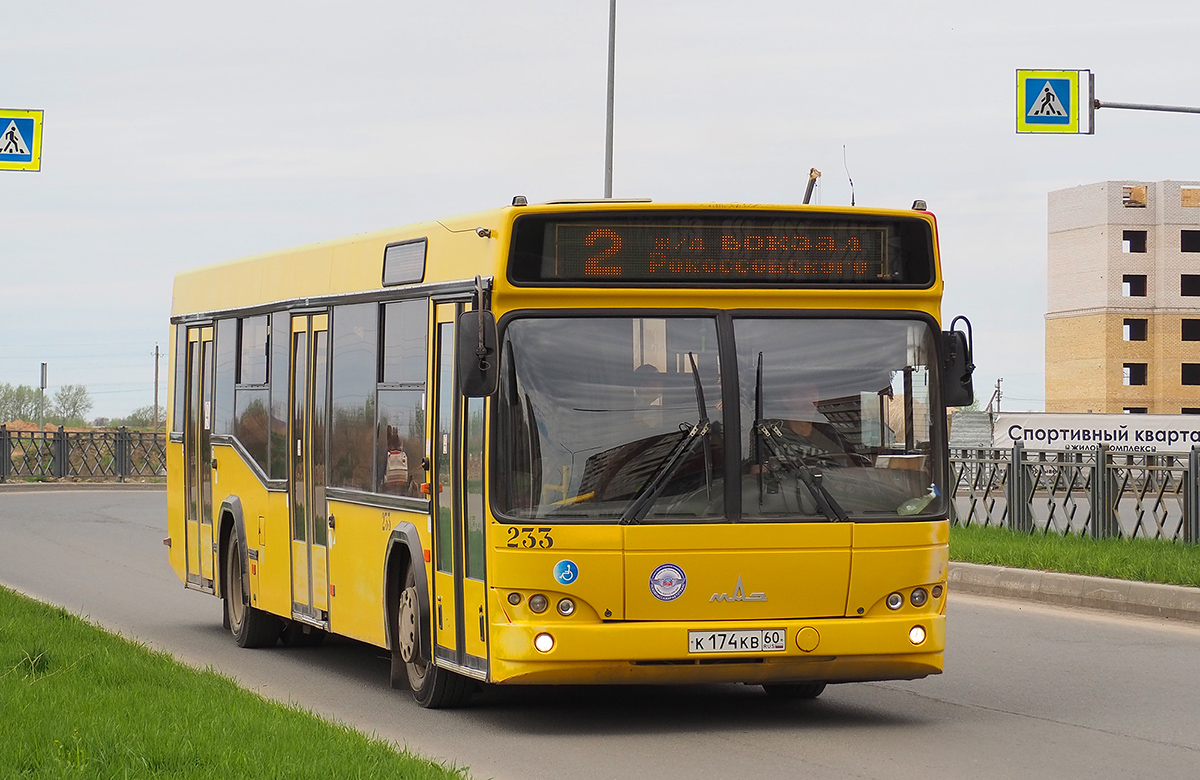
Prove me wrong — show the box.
[951,443,1200,543]
[5,430,1199,539]
[0,426,166,483]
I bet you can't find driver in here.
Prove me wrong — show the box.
[765,385,861,466]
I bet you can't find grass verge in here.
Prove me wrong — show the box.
[950,524,1200,588]
[0,585,467,779]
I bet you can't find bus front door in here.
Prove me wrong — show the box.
[183,325,215,592]
[289,313,330,627]
[431,302,488,678]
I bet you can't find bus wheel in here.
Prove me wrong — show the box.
[762,682,827,700]
[224,535,281,648]
[398,565,473,709]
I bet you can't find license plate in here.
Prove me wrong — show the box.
[688,629,787,654]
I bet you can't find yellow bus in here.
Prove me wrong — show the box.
[166,198,974,708]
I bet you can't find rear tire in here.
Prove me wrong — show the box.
[762,682,827,700]
[224,535,281,648]
[396,564,474,709]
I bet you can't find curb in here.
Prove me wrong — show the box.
[0,482,166,491]
[950,561,1200,623]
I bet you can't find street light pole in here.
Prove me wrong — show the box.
[39,362,46,434]
[604,0,616,198]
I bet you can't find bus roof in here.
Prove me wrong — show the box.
[171,201,939,319]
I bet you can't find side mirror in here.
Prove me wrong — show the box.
[457,310,498,397]
[942,321,975,407]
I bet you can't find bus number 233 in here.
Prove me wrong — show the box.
[506,527,555,549]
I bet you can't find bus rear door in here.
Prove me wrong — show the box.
[183,325,215,592]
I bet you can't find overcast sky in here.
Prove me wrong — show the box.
[3,1,1199,419]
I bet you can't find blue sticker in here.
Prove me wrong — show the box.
[649,563,687,601]
[553,559,579,586]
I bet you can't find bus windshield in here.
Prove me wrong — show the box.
[497,315,943,523]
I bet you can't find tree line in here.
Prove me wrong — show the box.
[0,382,164,431]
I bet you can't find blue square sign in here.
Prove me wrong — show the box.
[0,110,43,171]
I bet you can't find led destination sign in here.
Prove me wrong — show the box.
[509,214,934,286]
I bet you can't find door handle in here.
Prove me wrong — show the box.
[210,458,218,469]
[327,515,336,530]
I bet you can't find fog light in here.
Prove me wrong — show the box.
[910,588,928,607]
[909,625,927,645]
[557,598,575,616]
[529,594,549,613]
[534,632,555,653]
[932,585,943,599]
[886,592,904,610]
[507,592,522,606]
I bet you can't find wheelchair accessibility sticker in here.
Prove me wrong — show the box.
[554,559,579,586]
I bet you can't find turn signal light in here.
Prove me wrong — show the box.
[507,592,522,606]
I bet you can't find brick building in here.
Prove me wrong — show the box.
[1045,180,1200,413]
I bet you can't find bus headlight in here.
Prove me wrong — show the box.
[534,632,555,653]
[909,625,927,645]
[529,594,549,613]
[886,592,904,610]
[910,588,928,607]
[557,598,575,616]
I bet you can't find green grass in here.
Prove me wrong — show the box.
[950,524,1200,588]
[0,586,467,780]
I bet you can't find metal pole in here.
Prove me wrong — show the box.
[39,362,46,438]
[1094,99,1200,115]
[604,0,616,199]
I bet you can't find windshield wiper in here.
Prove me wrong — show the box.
[751,352,849,522]
[621,353,711,524]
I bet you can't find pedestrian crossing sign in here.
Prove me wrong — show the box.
[0,108,44,171]
[1017,70,1080,133]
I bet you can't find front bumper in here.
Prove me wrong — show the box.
[488,613,944,685]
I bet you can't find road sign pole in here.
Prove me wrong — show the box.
[1094,100,1200,115]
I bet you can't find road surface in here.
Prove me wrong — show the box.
[2,488,1198,779]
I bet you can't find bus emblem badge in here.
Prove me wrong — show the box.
[710,575,767,602]
[649,563,687,601]
[553,560,579,586]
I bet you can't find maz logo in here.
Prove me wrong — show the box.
[710,575,767,602]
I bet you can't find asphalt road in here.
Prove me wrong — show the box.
[3,488,1199,780]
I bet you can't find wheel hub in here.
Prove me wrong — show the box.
[399,586,419,663]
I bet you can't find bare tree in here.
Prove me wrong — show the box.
[51,384,94,426]
[0,383,41,423]
[111,404,166,431]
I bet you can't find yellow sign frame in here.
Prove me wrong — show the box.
[0,108,44,171]
[1016,70,1080,134]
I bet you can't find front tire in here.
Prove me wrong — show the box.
[394,564,473,708]
[224,534,281,648]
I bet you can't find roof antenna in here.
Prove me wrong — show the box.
[843,145,855,207]
[802,168,821,205]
